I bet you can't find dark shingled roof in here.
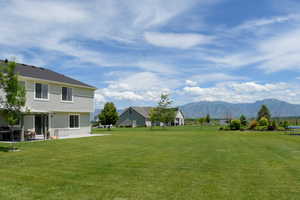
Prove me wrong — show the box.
[131,107,153,118]
[0,60,96,89]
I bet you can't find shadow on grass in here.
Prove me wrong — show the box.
[0,146,12,152]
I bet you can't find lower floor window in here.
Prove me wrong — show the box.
[69,115,79,128]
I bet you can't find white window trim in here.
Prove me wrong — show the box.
[61,87,74,103]
[69,114,80,129]
[34,82,49,101]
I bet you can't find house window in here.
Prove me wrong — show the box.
[69,115,79,129]
[35,83,48,99]
[62,87,73,101]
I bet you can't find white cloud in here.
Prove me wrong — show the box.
[95,72,180,106]
[183,81,300,103]
[185,80,198,86]
[232,14,300,32]
[188,73,247,84]
[144,32,214,49]
[0,0,205,66]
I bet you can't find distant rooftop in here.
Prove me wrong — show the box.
[0,59,96,89]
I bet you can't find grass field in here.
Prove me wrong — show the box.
[0,126,299,200]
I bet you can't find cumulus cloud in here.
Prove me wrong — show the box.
[95,72,179,107]
[183,81,300,103]
[144,32,214,49]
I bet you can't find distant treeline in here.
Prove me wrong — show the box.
[185,116,300,126]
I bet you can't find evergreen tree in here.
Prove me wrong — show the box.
[240,115,247,126]
[99,102,119,130]
[205,114,211,124]
[257,105,271,121]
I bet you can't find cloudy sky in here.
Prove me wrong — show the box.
[2,0,300,108]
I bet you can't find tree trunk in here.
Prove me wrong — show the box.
[20,115,25,142]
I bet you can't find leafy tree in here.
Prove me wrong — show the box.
[205,114,211,124]
[258,117,269,126]
[257,105,271,121]
[158,93,172,108]
[240,115,247,126]
[160,108,176,126]
[198,117,205,126]
[151,94,175,127]
[0,61,26,144]
[149,107,160,128]
[98,102,119,130]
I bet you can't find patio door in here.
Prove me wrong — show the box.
[35,115,48,135]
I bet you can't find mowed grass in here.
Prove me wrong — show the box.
[0,126,300,200]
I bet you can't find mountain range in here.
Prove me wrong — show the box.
[179,99,300,119]
[93,99,300,120]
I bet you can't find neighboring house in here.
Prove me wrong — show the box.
[117,106,185,127]
[0,60,96,138]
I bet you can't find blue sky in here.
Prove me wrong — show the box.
[1,0,300,109]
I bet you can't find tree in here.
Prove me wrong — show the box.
[149,107,160,128]
[158,93,172,108]
[98,102,119,130]
[198,117,205,126]
[205,114,210,124]
[240,115,247,126]
[257,105,271,121]
[258,117,269,126]
[151,93,175,127]
[0,61,26,146]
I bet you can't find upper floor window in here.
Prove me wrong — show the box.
[35,83,48,100]
[62,87,73,102]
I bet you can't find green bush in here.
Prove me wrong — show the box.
[255,126,268,131]
[249,120,258,130]
[230,119,241,130]
[283,121,289,129]
[268,120,277,131]
[259,117,269,126]
[277,127,286,131]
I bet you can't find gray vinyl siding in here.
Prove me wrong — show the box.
[24,115,34,130]
[50,112,91,136]
[118,108,147,127]
[24,80,94,113]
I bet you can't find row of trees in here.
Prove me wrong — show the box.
[222,105,289,131]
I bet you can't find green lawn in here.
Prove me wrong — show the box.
[0,126,299,200]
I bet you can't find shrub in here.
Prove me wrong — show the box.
[268,120,277,131]
[259,117,269,126]
[230,119,241,130]
[277,127,286,131]
[283,121,289,129]
[240,115,247,126]
[249,120,258,130]
[255,126,268,131]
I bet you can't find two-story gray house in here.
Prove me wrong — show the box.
[0,60,96,138]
